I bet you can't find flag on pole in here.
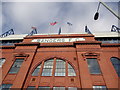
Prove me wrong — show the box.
[58,27,61,35]
[31,27,37,30]
[0,29,14,38]
[67,22,72,26]
[50,21,58,26]
[28,27,37,36]
[85,26,92,34]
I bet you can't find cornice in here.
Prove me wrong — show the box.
[101,43,120,47]
[24,34,94,39]
[0,46,15,49]
[14,42,40,46]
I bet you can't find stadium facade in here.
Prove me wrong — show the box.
[0,32,120,89]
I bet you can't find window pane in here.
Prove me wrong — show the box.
[27,86,35,90]
[111,57,120,77]
[53,87,65,90]
[1,84,12,90]
[93,86,107,90]
[86,58,101,74]
[42,59,54,76]
[68,64,76,76]
[55,59,66,76]
[9,58,24,73]
[38,86,50,90]
[32,64,41,76]
[0,58,6,67]
[68,87,77,90]
[8,67,20,73]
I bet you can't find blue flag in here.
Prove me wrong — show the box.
[0,29,14,38]
[111,25,120,33]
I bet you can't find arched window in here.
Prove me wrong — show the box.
[31,58,76,77]
[110,57,120,77]
[32,63,41,76]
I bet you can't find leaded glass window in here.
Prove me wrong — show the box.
[42,59,54,76]
[33,58,76,77]
[68,64,76,76]
[111,57,120,77]
[1,84,12,90]
[86,58,101,74]
[38,86,50,90]
[68,87,77,90]
[55,59,66,76]
[93,86,107,90]
[32,64,41,76]
[9,58,24,73]
[27,86,35,90]
[0,58,6,67]
[53,87,65,90]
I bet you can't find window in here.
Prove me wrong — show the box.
[55,59,66,76]
[32,64,41,76]
[33,58,76,76]
[0,58,6,67]
[1,84,12,90]
[27,86,35,90]
[9,58,24,73]
[68,64,76,76]
[93,86,107,90]
[42,59,54,76]
[111,57,120,77]
[38,86,50,90]
[68,87,77,90]
[86,58,101,74]
[53,87,65,90]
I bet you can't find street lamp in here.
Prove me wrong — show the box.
[94,1,120,20]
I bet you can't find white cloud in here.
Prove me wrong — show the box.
[2,0,120,2]
[1,1,119,34]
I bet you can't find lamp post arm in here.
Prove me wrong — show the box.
[100,1,120,20]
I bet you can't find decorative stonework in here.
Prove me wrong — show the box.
[82,51,100,61]
[13,53,29,61]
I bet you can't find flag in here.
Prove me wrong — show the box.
[67,22,72,26]
[58,27,61,35]
[0,29,14,38]
[50,21,58,26]
[28,27,37,36]
[85,26,92,34]
[111,25,120,33]
[31,27,37,30]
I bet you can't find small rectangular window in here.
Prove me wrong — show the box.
[93,86,107,90]
[68,87,77,90]
[27,86,35,90]
[0,58,6,67]
[53,87,65,90]
[9,58,24,74]
[38,86,50,90]
[86,58,101,74]
[1,84,12,90]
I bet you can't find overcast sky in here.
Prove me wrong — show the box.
[1,0,120,35]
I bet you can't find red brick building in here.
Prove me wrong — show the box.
[0,33,120,89]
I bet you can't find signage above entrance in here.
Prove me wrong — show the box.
[31,38,85,43]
